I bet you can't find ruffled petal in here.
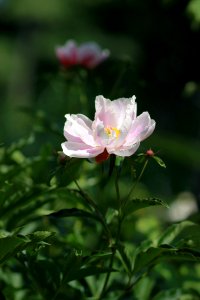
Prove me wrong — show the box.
[94,95,112,126]
[93,95,137,150]
[125,112,155,146]
[94,95,137,129]
[64,114,96,146]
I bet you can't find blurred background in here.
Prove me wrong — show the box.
[1,0,200,219]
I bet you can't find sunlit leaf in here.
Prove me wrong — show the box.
[123,198,169,217]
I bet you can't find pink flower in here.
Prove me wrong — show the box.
[62,95,155,162]
[56,40,110,69]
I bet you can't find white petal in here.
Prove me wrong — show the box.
[64,114,96,146]
[125,112,155,145]
[94,95,137,129]
[94,95,112,126]
[109,142,140,157]
[62,142,103,158]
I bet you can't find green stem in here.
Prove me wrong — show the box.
[123,159,149,207]
[115,172,120,207]
[99,246,115,298]
[74,179,111,242]
[99,158,149,298]
[99,204,122,298]
[99,165,123,297]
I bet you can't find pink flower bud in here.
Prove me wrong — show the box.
[146,149,155,157]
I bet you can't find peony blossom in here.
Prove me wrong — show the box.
[56,40,110,69]
[62,95,155,162]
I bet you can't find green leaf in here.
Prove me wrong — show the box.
[115,156,124,167]
[7,134,35,154]
[153,288,182,300]
[187,0,200,26]
[116,243,132,276]
[157,221,200,248]
[27,231,54,243]
[58,250,115,285]
[0,231,53,265]
[152,288,200,300]
[105,207,118,224]
[123,198,169,217]
[152,155,166,168]
[133,277,155,300]
[48,208,101,222]
[67,266,115,282]
[133,246,200,277]
[52,158,82,187]
[0,235,29,264]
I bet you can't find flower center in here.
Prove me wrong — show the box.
[104,126,120,139]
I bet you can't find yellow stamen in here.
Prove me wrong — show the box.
[112,127,120,139]
[104,126,120,139]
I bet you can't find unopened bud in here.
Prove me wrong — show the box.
[146,149,154,157]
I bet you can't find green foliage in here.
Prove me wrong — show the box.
[0,127,200,299]
[0,231,53,265]
[1,1,200,296]
[123,197,169,217]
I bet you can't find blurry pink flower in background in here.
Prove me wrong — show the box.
[56,40,110,69]
[62,95,155,162]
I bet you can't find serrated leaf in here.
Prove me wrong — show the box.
[133,246,200,277]
[123,198,169,217]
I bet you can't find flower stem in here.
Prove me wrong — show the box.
[99,196,123,298]
[74,179,111,241]
[99,236,121,298]
[99,246,115,298]
[123,159,149,208]
[115,171,120,206]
